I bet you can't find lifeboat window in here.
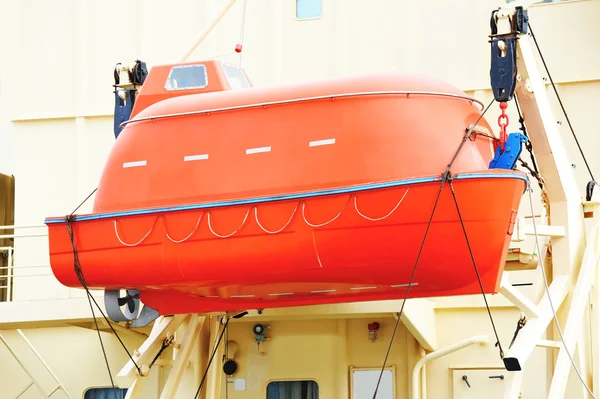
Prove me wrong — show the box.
[221,62,250,89]
[164,64,208,91]
[84,387,128,399]
[296,0,322,20]
[266,380,319,398]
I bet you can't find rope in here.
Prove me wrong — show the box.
[448,180,505,359]
[508,315,527,349]
[254,204,299,234]
[207,208,251,238]
[70,188,97,216]
[514,96,550,217]
[301,196,352,228]
[354,189,409,221]
[65,218,119,399]
[148,334,174,369]
[238,0,248,67]
[528,22,595,183]
[110,189,411,247]
[225,320,230,399]
[66,204,144,380]
[62,188,145,395]
[65,219,143,376]
[514,98,541,180]
[164,213,204,243]
[372,99,497,398]
[194,317,230,399]
[114,218,157,246]
[526,181,597,398]
[443,98,496,180]
[371,181,445,399]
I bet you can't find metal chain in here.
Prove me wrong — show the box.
[497,101,509,150]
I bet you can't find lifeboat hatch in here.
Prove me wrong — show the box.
[129,60,252,120]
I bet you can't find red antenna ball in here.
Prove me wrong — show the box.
[235,44,243,53]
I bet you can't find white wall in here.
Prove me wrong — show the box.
[0,0,598,397]
[2,0,599,303]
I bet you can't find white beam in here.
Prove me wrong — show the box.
[124,378,147,399]
[502,275,568,372]
[160,315,205,399]
[537,340,562,349]
[178,0,238,62]
[398,298,437,351]
[118,315,187,378]
[207,316,225,399]
[504,369,524,399]
[0,296,106,328]
[548,222,600,399]
[521,223,565,238]
[593,231,600,398]
[237,298,429,321]
[500,275,540,318]
[514,26,585,279]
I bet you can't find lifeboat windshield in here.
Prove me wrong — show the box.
[221,62,251,89]
[164,64,208,91]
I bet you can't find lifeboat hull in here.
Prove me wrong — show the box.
[45,171,526,314]
[45,70,527,314]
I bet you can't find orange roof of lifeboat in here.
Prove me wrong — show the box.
[45,59,526,317]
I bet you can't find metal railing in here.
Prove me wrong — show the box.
[0,224,54,302]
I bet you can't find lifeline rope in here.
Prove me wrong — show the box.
[526,181,597,398]
[64,187,143,394]
[65,217,119,398]
[529,22,595,183]
[112,189,410,246]
[371,180,445,399]
[448,180,505,359]
[194,317,230,399]
[238,0,248,67]
[372,97,499,398]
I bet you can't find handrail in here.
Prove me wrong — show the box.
[0,224,48,240]
[119,90,486,128]
[0,223,52,302]
[0,233,48,239]
[410,335,489,399]
[0,224,46,230]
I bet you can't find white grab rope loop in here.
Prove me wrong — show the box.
[162,212,204,243]
[207,207,252,238]
[354,188,409,221]
[114,218,156,247]
[301,195,352,228]
[254,203,300,234]
[113,188,411,246]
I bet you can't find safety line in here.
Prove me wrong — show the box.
[449,180,505,360]
[194,317,230,399]
[526,181,597,399]
[529,22,595,183]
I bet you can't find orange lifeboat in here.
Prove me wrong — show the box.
[45,60,526,317]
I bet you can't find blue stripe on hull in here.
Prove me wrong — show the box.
[45,172,527,224]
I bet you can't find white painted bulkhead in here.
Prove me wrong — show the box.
[0,0,599,398]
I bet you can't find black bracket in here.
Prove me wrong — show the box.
[113,60,148,139]
[489,6,529,103]
[113,89,136,139]
[587,181,598,201]
[490,37,517,102]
